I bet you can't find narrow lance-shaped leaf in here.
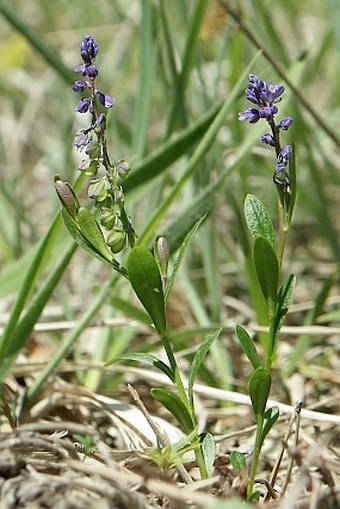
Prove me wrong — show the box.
[273,274,296,342]
[127,246,167,336]
[253,236,279,316]
[77,207,114,262]
[235,325,260,370]
[165,214,207,304]
[259,406,280,449]
[105,352,173,382]
[244,194,276,252]
[188,328,222,408]
[151,388,194,434]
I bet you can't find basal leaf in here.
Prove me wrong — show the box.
[230,451,247,472]
[200,432,216,478]
[127,247,167,336]
[151,388,194,434]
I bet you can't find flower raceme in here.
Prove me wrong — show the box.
[72,35,114,116]
[238,74,293,186]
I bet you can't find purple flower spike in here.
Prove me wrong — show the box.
[278,117,293,131]
[98,92,115,109]
[238,107,260,124]
[76,98,91,113]
[80,35,99,64]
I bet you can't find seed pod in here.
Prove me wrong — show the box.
[106,228,126,254]
[54,177,79,219]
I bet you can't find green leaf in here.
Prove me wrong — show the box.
[288,145,297,224]
[200,432,216,478]
[165,214,206,304]
[188,328,222,408]
[253,236,279,315]
[76,207,113,262]
[244,194,276,252]
[273,274,296,341]
[127,247,167,336]
[260,406,280,448]
[235,325,260,370]
[151,388,194,434]
[249,367,271,423]
[230,451,247,472]
[123,105,220,193]
[105,352,173,382]
[61,209,114,269]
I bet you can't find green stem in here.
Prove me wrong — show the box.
[247,414,264,500]
[161,332,208,479]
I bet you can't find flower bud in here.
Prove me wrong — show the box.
[55,177,79,219]
[106,228,126,253]
[100,208,116,230]
[116,159,130,179]
[78,159,99,176]
[88,177,110,202]
[155,236,169,279]
[85,141,101,158]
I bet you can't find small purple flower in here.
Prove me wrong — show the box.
[278,117,293,131]
[238,107,260,124]
[74,63,98,78]
[80,35,99,64]
[97,92,115,109]
[261,82,285,104]
[259,105,278,121]
[274,144,292,184]
[72,80,88,92]
[76,98,91,113]
[96,113,106,130]
[278,144,292,163]
[261,133,275,146]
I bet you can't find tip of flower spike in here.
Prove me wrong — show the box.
[80,35,99,63]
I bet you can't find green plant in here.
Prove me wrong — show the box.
[236,74,297,500]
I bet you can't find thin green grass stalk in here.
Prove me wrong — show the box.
[0,3,74,84]
[250,0,290,68]
[132,0,154,158]
[0,214,63,366]
[138,51,261,247]
[25,273,120,405]
[167,0,210,132]
[0,242,77,388]
[123,103,220,193]
[159,0,188,129]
